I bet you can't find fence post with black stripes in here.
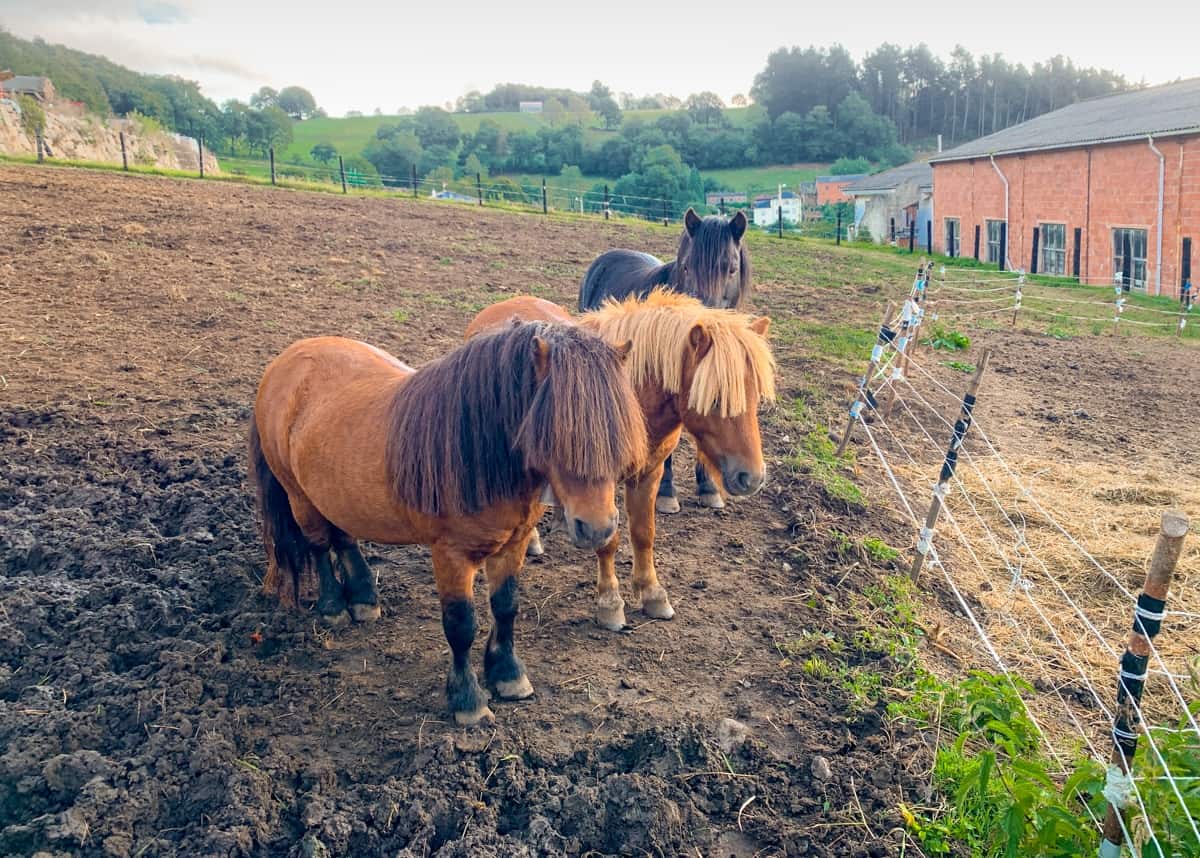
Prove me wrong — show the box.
[834,300,897,457]
[909,350,991,582]
[1099,510,1189,855]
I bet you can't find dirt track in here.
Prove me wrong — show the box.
[1,165,1196,858]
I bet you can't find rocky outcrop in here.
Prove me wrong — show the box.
[0,102,220,173]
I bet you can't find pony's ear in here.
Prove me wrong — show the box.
[749,316,770,338]
[684,208,702,237]
[612,339,633,364]
[688,323,713,363]
[729,209,747,242]
[531,335,551,379]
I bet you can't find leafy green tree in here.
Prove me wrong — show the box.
[363,127,422,184]
[310,143,337,164]
[411,106,460,150]
[278,86,318,120]
[249,86,278,109]
[835,92,899,160]
[219,99,250,153]
[685,91,725,126]
[830,156,871,175]
[245,105,292,155]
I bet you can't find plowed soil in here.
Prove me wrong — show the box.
[1,165,1196,858]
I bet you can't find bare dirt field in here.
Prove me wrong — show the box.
[1,165,1196,858]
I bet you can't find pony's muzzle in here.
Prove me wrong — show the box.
[568,514,618,550]
[721,462,765,497]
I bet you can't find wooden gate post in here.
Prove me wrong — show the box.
[1099,510,1189,856]
[835,301,897,456]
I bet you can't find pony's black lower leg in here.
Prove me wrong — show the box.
[656,452,681,514]
[333,535,381,623]
[314,549,349,626]
[485,576,532,700]
[696,461,725,509]
[442,599,490,725]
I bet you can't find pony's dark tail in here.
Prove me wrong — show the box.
[248,415,311,608]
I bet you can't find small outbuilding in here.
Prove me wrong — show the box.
[845,161,933,244]
[1,75,55,102]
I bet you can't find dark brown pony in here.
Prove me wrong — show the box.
[249,326,646,725]
[466,291,774,630]
[578,208,752,513]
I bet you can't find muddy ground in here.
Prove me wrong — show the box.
[1,165,1196,858]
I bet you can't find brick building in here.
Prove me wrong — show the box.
[930,78,1200,297]
[815,174,866,206]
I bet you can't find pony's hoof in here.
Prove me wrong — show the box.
[494,674,535,700]
[596,593,628,631]
[655,496,681,514]
[699,492,725,509]
[638,586,675,620]
[318,608,350,628]
[350,603,381,623]
[453,705,496,728]
[526,528,545,557]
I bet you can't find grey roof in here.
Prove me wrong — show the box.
[816,174,867,184]
[931,77,1200,163]
[844,161,933,194]
[2,75,50,92]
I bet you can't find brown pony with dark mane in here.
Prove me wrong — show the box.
[466,291,774,630]
[250,324,646,725]
[578,208,753,514]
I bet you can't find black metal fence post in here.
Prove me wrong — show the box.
[777,206,783,238]
[836,211,842,245]
[476,172,483,206]
[269,147,276,185]
[198,136,204,179]
[339,156,347,193]
[412,165,418,197]
[119,131,128,171]
[604,184,610,220]
[542,178,548,215]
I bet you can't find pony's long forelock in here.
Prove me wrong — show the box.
[582,290,776,419]
[387,322,646,517]
[673,215,753,309]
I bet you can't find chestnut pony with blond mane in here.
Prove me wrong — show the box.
[250,324,646,725]
[466,290,773,629]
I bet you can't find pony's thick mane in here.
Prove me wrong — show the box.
[386,321,646,517]
[670,215,752,309]
[581,290,776,419]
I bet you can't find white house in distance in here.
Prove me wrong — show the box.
[752,190,801,227]
[518,101,543,114]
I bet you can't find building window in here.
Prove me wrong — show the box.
[1112,228,1148,291]
[944,218,960,258]
[1040,223,1066,276]
[986,220,1005,265]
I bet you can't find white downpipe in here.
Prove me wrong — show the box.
[1148,136,1165,295]
[990,155,1010,269]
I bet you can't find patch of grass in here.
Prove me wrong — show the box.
[861,536,900,563]
[1046,325,1074,340]
[922,324,970,351]
[787,428,864,506]
[943,360,975,373]
[771,319,875,367]
[225,290,247,303]
[390,309,410,324]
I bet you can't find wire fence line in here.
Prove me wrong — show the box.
[837,262,1198,854]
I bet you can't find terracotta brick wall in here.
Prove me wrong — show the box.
[816,179,854,206]
[932,134,1200,298]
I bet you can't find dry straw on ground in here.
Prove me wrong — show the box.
[898,452,1199,756]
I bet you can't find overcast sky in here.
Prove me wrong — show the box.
[2,0,1197,116]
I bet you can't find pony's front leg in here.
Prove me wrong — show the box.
[655,452,681,514]
[695,461,725,509]
[431,545,492,727]
[628,463,675,620]
[484,530,536,701]
[594,529,627,631]
[332,532,381,623]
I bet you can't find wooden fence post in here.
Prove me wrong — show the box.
[1099,510,1189,856]
[835,301,897,456]
[476,172,483,206]
[119,131,128,171]
[542,178,548,215]
[339,156,347,193]
[36,133,44,163]
[269,147,276,185]
[198,136,205,178]
[910,350,991,582]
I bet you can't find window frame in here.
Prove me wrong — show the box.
[1112,227,1148,291]
[1040,222,1067,276]
[944,217,961,258]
